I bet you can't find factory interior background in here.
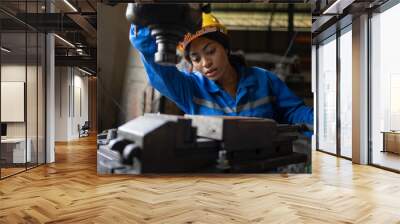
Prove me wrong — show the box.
[0,0,400,222]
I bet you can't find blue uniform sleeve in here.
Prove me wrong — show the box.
[269,74,314,128]
[129,24,196,113]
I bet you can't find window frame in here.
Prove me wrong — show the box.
[315,15,353,160]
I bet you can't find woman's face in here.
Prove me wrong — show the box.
[188,37,230,81]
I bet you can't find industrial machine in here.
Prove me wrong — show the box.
[126,3,203,65]
[97,114,308,174]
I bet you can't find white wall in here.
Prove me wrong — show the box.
[55,67,68,141]
[72,72,89,138]
[55,67,89,141]
[1,65,31,137]
[1,65,27,145]
[1,63,46,164]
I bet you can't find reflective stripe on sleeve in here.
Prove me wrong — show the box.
[193,95,275,114]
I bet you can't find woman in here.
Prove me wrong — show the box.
[130,13,313,135]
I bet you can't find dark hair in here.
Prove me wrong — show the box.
[228,52,246,67]
[184,32,246,66]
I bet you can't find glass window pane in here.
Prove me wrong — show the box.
[317,36,337,154]
[25,0,41,168]
[1,31,27,177]
[38,32,45,165]
[339,29,352,158]
[371,3,400,171]
[1,0,46,179]
[27,31,38,169]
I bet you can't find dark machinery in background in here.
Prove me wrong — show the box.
[126,3,203,65]
[97,114,308,174]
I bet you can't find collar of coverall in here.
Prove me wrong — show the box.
[201,63,257,93]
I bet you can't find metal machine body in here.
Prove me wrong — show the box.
[97,114,307,174]
[126,3,203,65]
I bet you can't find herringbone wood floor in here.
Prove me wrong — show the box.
[1,135,400,223]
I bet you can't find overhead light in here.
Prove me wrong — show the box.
[54,34,75,48]
[76,48,88,56]
[78,67,93,76]
[1,47,11,53]
[63,0,78,12]
[322,0,355,15]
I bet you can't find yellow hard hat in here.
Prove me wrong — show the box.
[178,13,227,54]
[202,13,227,33]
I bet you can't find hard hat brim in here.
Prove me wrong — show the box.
[179,26,227,53]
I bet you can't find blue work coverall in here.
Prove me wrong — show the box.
[129,25,313,134]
